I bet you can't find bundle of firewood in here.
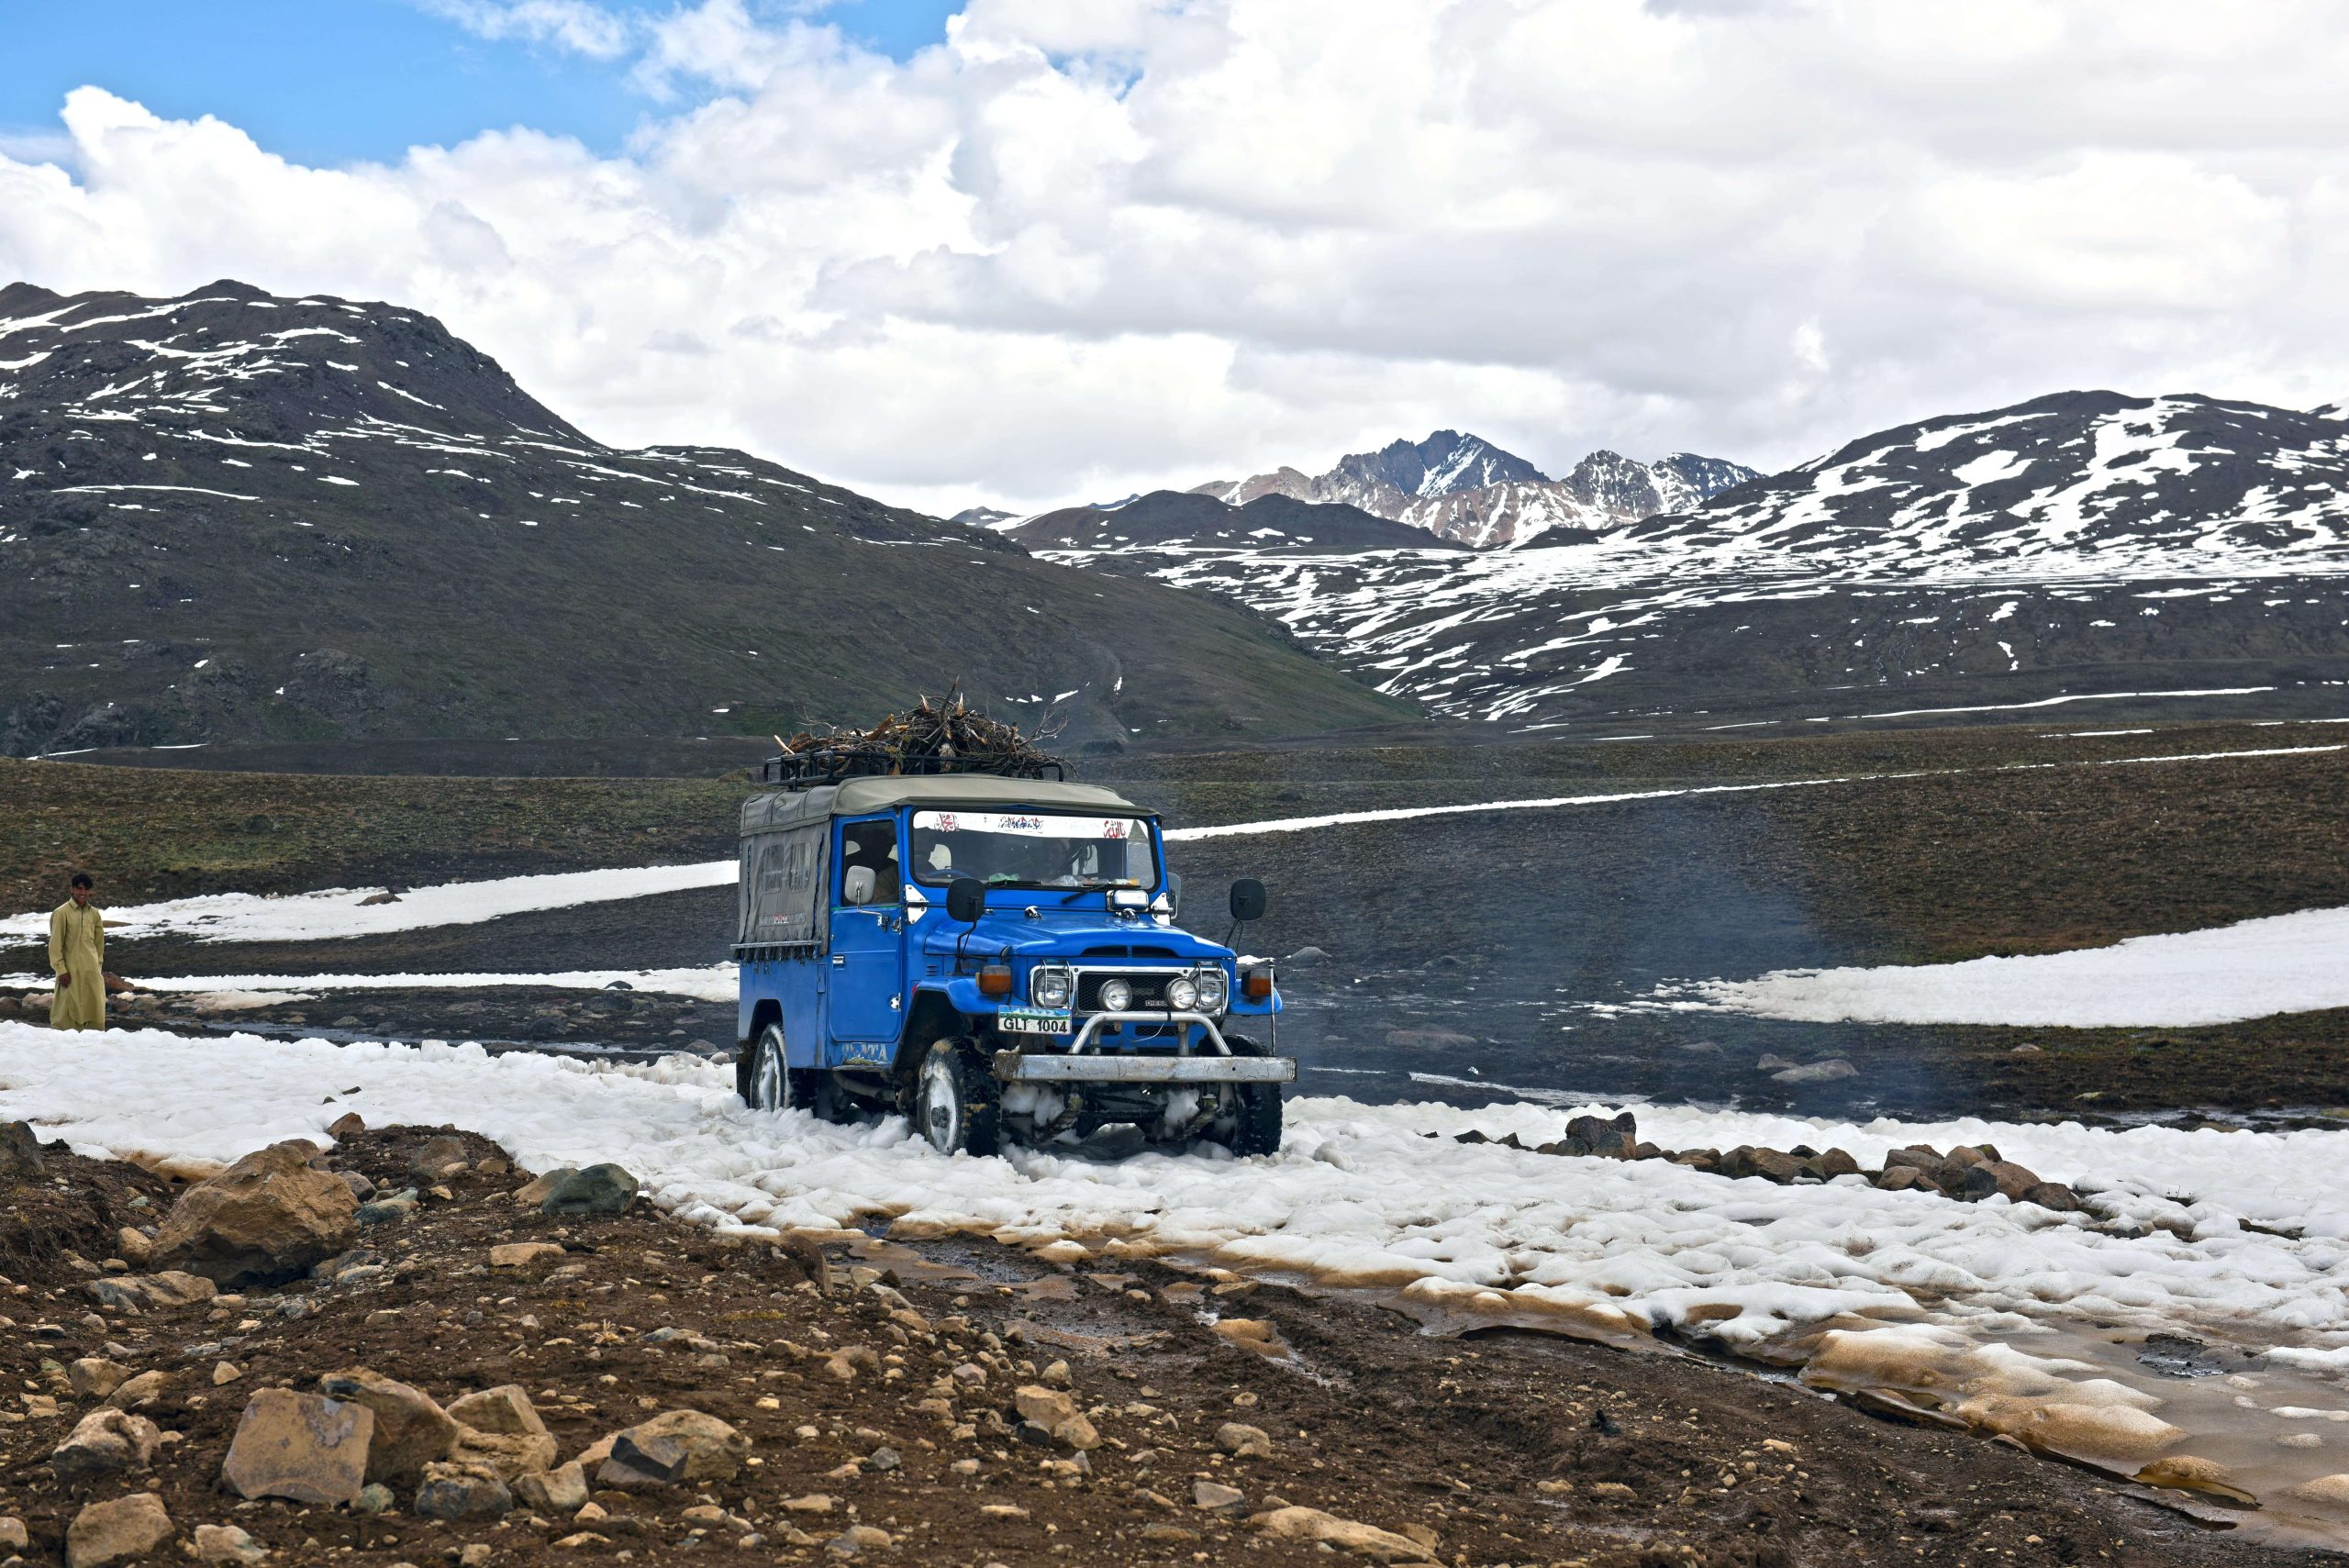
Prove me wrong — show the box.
[773,685,1064,781]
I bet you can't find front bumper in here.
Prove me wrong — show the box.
[993,1051,1297,1084]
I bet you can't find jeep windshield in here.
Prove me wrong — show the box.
[908,808,1158,891]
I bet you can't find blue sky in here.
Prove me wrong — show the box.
[1,0,965,165]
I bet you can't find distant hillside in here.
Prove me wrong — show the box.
[0,280,1413,755]
[1009,490,1460,552]
[1193,430,1760,548]
[1043,392,2349,728]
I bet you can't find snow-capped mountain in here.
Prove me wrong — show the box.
[1009,490,1457,553]
[1030,392,2349,727]
[0,280,1409,753]
[1191,431,1760,548]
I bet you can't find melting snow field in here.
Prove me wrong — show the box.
[6,1021,2344,1358]
[1664,906,2349,1028]
[0,861,738,946]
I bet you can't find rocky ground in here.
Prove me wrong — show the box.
[0,1119,2335,1568]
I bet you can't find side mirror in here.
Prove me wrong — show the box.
[1229,878,1267,923]
[946,877,986,924]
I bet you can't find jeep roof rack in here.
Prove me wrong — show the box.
[757,748,1067,791]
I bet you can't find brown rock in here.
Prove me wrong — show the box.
[600,1410,749,1486]
[1012,1385,1100,1451]
[1943,1145,1989,1173]
[0,1120,45,1181]
[191,1523,269,1564]
[151,1141,358,1287]
[1962,1161,2042,1203]
[2020,1182,2083,1213]
[326,1112,366,1139]
[1192,1480,1246,1514]
[515,1461,591,1513]
[1804,1148,1863,1180]
[512,1168,576,1207]
[318,1369,460,1483]
[448,1386,557,1480]
[69,1358,132,1399]
[0,1517,26,1552]
[106,1371,169,1408]
[65,1493,173,1568]
[409,1135,470,1184]
[489,1242,567,1268]
[413,1462,513,1520]
[50,1407,162,1482]
[1873,1166,1930,1192]
[220,1388,375,1505]
[1215,1421,1274,1459]
[114,1228,152,1266]
[1252,1506,1434,1563]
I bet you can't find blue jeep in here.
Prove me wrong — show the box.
[732,772,1292,1156]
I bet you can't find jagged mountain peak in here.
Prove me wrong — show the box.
[1332,429,1550,498]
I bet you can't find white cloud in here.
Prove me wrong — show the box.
[423,0,635,60]
[6,0,2349,515]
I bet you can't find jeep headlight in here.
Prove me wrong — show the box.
[1193,964,1229,1013]
[1164,974,1197,1011]
[1030,965,1074,1010]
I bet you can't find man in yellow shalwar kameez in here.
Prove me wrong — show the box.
[50,873,106,1031]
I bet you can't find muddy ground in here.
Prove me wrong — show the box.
[2,1127,2333,1568]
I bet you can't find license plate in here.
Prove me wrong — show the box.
[997,1007,1074,1036]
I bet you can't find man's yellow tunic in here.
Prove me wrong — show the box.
[49,901,105,1031]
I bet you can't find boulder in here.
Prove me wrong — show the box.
[106,1371,169,1408]
[50,1407,162,1482]
[1803,1148,1863,1181]
[317,1369,460,1483]
[413,1462,513,1521]
[0,1518,24,1552]
[1562,1112,1637,1159]
[408,1135,470,1184]
[1961,1161,2043,1203]
[65,1494,173,1568]
[192,1524,269,1565]
[68,1358,132,1399]
[151,1140,358,1286]
[514,1462,590,1513]
[2020,1181,2083,1213]
[599,1410,749,1486]
[448,1386,557,1480]
[539,1164,638,1218]
[1770,1058,1857,1084]
[114,1228,152,1266]
[326,1111,366,1139]
[1012,1385,1099,1451]
[1192,1480,1247,1514]
[0,1120,45,1181]
[220,1388,375,1505]
[1252,1506,1434,1563]
[1873,1166,1931,1193]
[1283,947,1330,968]
[1215,1421,1274,1459]
[336,1172,374,1202]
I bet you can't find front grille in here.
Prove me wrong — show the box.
[1077,945,1180,959]
[1077,971,1175,1011]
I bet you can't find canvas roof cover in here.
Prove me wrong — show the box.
[740,774,1148,836]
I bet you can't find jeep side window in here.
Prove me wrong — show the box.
[840,820,901,906]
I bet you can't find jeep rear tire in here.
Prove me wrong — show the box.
[915,1039,1001,1157]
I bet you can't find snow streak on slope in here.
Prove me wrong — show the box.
[1657,906,2349,1028]
[6,1024,2347,1364]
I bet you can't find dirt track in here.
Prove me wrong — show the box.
[3,1128,2332,1568]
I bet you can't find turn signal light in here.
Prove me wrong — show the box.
[977,964,1015,997]
[1242,966,1275,1001]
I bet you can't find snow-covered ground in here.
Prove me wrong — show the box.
[0,861,738,946]
[0,965,738,1004]
[1658,906,2349,1028]
[6,1021,2343,1359]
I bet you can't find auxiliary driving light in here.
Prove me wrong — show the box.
[1164,975,1198,1011]
[1097,978,1133,1012]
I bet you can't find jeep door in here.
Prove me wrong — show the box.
[825,814,907,1060]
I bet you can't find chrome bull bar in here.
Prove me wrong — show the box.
[993,1008,1295,1084]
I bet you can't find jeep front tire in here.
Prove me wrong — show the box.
[915,1039,1001,1157]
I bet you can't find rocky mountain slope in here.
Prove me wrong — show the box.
[0,281,1410,756]
[1008,490,1457,553]
[1191,430,1760,548]
[1036,392,2349,728]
